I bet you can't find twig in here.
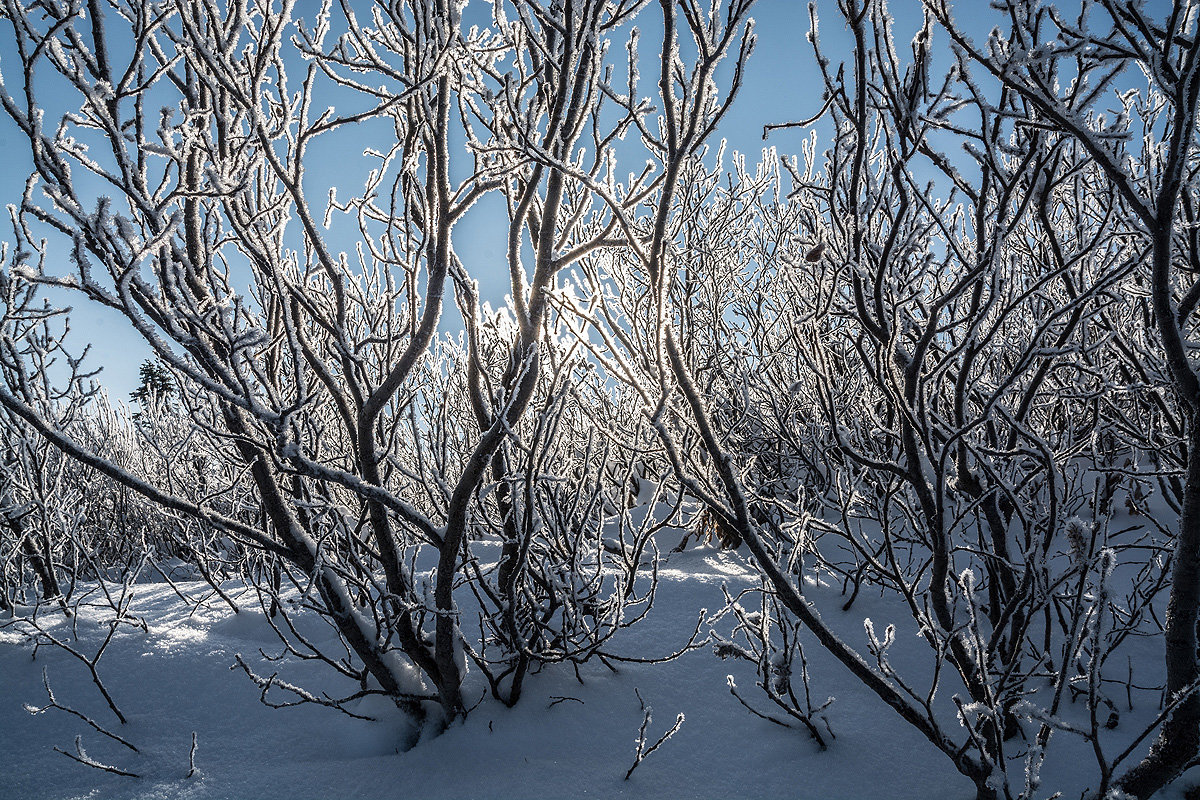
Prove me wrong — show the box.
[186,731,198,778]
[232,653,417,720]
[17,615,131,724]
[624,688,685,780]
[25,668,139,753]
[54,735,140,778]
[762,96,835,139]
[726,675,792,729]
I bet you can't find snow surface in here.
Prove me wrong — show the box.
[1,545,1195,800]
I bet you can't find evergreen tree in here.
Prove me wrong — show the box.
[129,360,175,415]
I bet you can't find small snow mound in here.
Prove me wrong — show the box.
[331,694,420,758]
[207,608,272,641]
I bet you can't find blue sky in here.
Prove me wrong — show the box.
[0,0,836,399]
[1,0,1166,399]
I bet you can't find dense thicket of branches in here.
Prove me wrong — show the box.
[2,1,1200,798]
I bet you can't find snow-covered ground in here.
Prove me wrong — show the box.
[1,544,1193,800]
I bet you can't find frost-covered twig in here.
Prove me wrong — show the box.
[232,653,432,720]
[713,584,833,749]
[624,688,685,780]
[186,731,198,779]
[54,735,140,779]
[17,612,133,724]
[24,667,139,753]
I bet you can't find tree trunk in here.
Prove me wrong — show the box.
[1116,414,1200,798]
